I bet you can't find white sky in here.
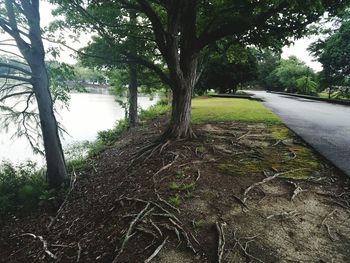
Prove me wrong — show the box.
[2,1,324,72]
[282,37,323,72]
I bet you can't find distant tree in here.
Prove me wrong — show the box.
[0,0,66,188]
[268,56,317,93]
[256,50,281,90]
[196,44,258,94]
[309,19,350,98]
[295,76,318,95]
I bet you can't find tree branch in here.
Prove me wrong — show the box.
[0,74,32,83]
[0,62,32,75]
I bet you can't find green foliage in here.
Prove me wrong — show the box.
[191,98,281,124]
[257,55,319,94]
[295,76,318,95]
[87,119,129,157]
[256,50,281,90]
[139,103,170,121]
[168,195,181,207]
[0,161,50,215]
[97,119,129,144]
[196,44,258,94]
[309,17,350,91]
[169,182,180,191]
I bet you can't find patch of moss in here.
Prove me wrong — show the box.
[271,126,290,140]
[218,144,320,180]
[218,160,266,176]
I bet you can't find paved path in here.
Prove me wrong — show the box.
[250,91,350,176]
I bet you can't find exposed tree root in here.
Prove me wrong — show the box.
[144,237,168,263]
[243,169,308,203]
[216,222,226,263]
[321,209,337,241]
[47,170,78,230]
[113,203,151,262]
[230,228,265,263]
[21,233,57,260]
[288,181,305,201]
[266,210,299,220]
[112,197,197,262]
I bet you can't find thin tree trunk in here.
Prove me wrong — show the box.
[20,0,66,188]
[32,65,67,188]
[128,10,138,127]
[128,63,138,127]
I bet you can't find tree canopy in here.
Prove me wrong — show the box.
[51,0,349,138]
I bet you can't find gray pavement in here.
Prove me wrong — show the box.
[250,91,350,176]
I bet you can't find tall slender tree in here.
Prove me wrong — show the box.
[0,0,66,188]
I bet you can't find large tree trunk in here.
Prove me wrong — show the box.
[128,63,138,127]
[32,65,67,188]
[165,81,193,139]
[164,53,198,139]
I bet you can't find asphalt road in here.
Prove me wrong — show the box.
[250,91,350,177]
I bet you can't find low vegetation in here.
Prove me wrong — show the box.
[0,100,170,217]
[192,98,281,124]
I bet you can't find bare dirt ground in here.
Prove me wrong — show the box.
[1,116,350,263]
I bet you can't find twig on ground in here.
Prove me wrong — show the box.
[47,169,78,230]
[113,203,151,262]
[216,222,226,263]
[321,209,337,241]
[231,228,265,263]
[237,131,251,141]
[266,210,298,220]
[196,169,201,182]
[150,219,163,237]
[76,242,82,263]
[288,181,305,201]
[21,233,57,260]
[243,169,307,203]
[157,193,181,213]
[144,236,168,263]
[154,153,179,177]
[233,195,249,210]
[169,218,196,253]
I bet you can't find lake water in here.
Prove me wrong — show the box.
[0,88,158,164]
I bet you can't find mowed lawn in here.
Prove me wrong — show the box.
[191,97,281,124]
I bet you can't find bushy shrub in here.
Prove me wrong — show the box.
[0,161,51,215]
[139,102,170,121]
[295,76,318,95]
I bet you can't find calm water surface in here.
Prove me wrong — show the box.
[0,88,158,164]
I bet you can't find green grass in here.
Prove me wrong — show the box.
[191,98,281,124]
[139,101,170,121]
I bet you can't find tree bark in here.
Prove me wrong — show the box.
[2,0,67,188]
[164,52,198,139]
[164,81,194,139]
[128,62,138,127]
[128,10,138,127]
[32,65,67,188]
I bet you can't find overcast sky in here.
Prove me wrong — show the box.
[3,1,323,72]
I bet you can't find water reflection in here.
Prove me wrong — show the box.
[0,88,157,163]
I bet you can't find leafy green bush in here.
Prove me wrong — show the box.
[0,161,51,215]
[97,119,128,144]
[139,103,170,121]
[296,76,318,95]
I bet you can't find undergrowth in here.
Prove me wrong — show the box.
[0,161,52,216]
[0,99,170,216]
